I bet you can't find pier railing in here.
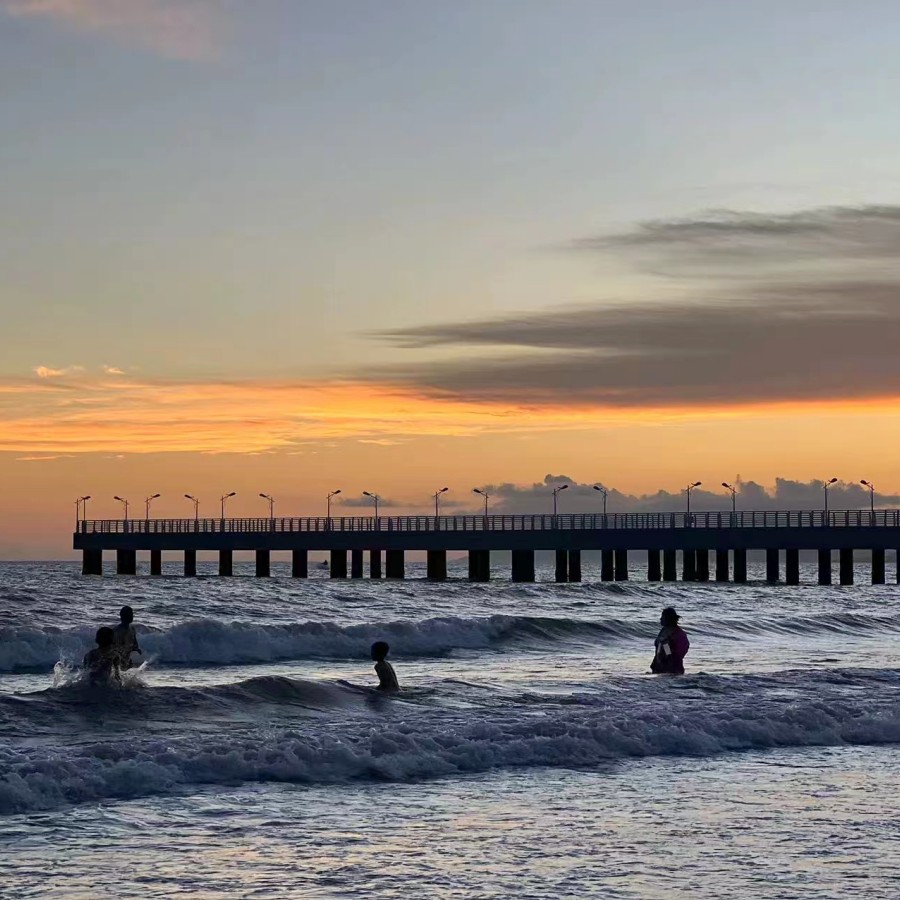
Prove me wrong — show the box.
[77,510,900,535]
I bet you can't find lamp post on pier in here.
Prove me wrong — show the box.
[113,496,129,520]
[362,491,381,524]
[75,495,91,527]
[721,482,737,517]
[326,490,341,520]
[473,488,490,517]
[259,493,275,518]
[685,482,702,524]
[592,485,608,517]
[860,480,876,514]
[184,494,199,520]
[552,484,569,518]
[145,493,160,519]
[823,477,837,516]
[220,491,236,519]
[433,487,449,516]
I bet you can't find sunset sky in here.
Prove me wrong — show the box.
[3,1,900,557]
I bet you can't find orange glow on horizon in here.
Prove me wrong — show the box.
[3,371,900,456]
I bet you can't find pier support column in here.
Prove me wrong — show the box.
[839,548,854,585]
[614,549,628,581]
[733,548,747,584]
[386,549,405,580]
[370,550,382,579]
[681,549,696,582]
[116,549,136,576]
[468,549,489,582]
[82,548,102,576]
[696,550,710,582]
[662,549,677,582]
[766,548,780,584]
[150,549,162,576]
[511,549,535,583]
[219,549,233,577]
[872,548,885,585]
[256,549,270,577]
[647,549,661,582]
[600,549,614,581]
[715,549,729,582]
[351,549,364,579]
[427,549,447,581]
[568,550,582,583]
[291,549,308,578]
[818,549,832,586]
[555,549,568,583]
[330,549,347,579]
[785,548,800,585]
[184,549,197,578]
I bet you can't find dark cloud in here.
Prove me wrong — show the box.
[575,205,900,276]
[474,475,898,515]
[367,205,900,407]
[337,495,402,509]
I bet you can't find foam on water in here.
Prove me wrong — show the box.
[3,667,900,814]
[4,610,900,673]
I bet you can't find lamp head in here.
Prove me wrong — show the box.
[440,487,448,493]
[828,478,838,485]
[861,480,870,486]
[560,484,568,491]
[334,489,341,495]
[114,496,124,502]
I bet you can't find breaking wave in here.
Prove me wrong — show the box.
[3,611,900,673]
[3,667,900,814]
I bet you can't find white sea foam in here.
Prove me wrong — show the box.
[3,671,900,814]
[3,611,900,673]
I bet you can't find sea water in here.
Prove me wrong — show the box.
[1,559,899,898]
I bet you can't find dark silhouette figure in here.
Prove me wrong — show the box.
[113,605,142,670]
[650,607,690,675]
[83,626,122,685]
[371,641,399,692]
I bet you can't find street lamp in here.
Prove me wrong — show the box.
[721,482,737,515]
[433,487,449,516]
[259,493,275,517]
[685,482,702,518]
[823,477,837,514]
[220,491,236,518]
[75,495,91,526]
[552,483,569,516]
[592,485,608,516]
[145,493,160,518]
[326,489,341,520]
[860,479,875,514]
[113,495,129,519]
[363,491,380,518]
[473,488,490,516]
[184,494,199,519]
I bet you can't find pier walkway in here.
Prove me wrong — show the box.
[74,510,900,585]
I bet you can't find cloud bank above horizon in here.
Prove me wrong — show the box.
[371,205,900,409]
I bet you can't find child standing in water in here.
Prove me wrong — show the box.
[113,605,142,670]
[651,607,690,675]
[371,641,399,692]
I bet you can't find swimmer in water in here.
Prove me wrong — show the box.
[83,626,122,686]
[650,606,690,675]
[371,640,399,692]
[112,605,142,670]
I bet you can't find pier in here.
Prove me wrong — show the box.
[74,510,900,585]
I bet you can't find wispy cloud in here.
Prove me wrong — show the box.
[102,365,126,375]
[14,454,74,461]
[0,0,228,60]
[34,365,84,378]
[370,204,900,409]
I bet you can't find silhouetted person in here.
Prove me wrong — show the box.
[83,626,121,686]
[371,641,399,692]
[113,605,142,670]
[651,607,690,675]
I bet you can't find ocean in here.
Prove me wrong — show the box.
[2,559,900,899]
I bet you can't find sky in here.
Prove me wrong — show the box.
[3,0,900,557]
